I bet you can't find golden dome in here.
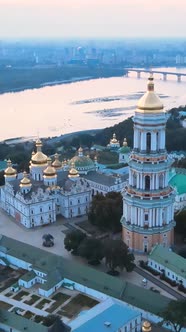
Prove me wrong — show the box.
[20,172,32,187]
[137,75,163,113]
[78,147,83,153]
[110,133,118,143]
[43,158,57,177]
[123,138,128,146]
[4,159,17,177]
[142,321,152,332]
[31,139,48,166]
[52,153,62,169]
[68,162,79,178]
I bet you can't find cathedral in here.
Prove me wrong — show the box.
[0,139,127,228]
[121,75,175,252]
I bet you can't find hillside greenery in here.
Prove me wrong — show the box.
[0,65,125,94]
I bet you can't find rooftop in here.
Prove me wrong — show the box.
[149,245,186,279]
[70,298,140,332]
[169,173,186,194]
[0,235,171,316]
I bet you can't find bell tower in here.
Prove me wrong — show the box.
[121,75,175,252]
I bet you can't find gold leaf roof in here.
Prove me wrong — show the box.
[137,75,164,113]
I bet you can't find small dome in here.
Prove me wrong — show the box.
[31,139,48,166]
[43,158,57,177]
[20,172,32,187]
[4,159,17,176]
[142,321,152,332]
[119,138,130,153]
[68,162,79,179]
[110,133,118,144]
[78,147,83,153]
[137,75,163,113]
[52,153,62,169]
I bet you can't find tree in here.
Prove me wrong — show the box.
[161,299,186,332]
[175,210,186,239]
[78,238,104,265]
[42,314,71,331]
[64,230,86,255]
[103,239,135,275]
[88,192,122,232]
[42,234,54,247]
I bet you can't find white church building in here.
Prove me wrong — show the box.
[0,139,127,228]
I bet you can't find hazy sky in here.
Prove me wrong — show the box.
[0,0,186,39]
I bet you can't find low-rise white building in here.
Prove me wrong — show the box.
[148,244,186,287]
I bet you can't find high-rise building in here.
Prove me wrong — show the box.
[121,75,175,252]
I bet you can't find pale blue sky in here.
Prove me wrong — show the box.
[0,0,186,39]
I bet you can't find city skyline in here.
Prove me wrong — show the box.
[0,0,186,39]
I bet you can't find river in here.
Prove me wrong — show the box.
[1,67,186,141]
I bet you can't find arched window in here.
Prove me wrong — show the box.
[145,175,150,190]
[146,133,151,153]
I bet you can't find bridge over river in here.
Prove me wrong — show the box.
[126,68,186,82]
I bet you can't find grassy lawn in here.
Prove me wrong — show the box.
[4,291,13,297]
[23,311,35,319]
[46,292,70,313]
[0,301,12,310]
[35,298,51,310]
[34,315,44,324]
[62,294,98,318]
[0,277,20,292]
[13,290,29,301]
[24,294,40,306]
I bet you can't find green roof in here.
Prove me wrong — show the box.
[70,156,94,168]
[149,245,186,279]
[119,146,130,154]
[0,308,48,332]
[20,270,36,282]
[0,235,171,316]
[169,173,186,194]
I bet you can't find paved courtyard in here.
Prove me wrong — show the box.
[0,209,176,300]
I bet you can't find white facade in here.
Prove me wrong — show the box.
[148,258,186,287]
[0,141,127,228]
[121,76,175,252]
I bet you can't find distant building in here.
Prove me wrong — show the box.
[119,138,130,164]
[169,168,186,211]
[107,133,120,150]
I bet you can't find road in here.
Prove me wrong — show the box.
[135,266,185,300]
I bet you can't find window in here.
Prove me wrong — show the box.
[145,214,148,221]
[145,175,150,190]
[40,207,42,213]
[146,132,151,153]
[49,206,51,210]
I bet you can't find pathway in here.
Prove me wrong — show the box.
[135,267,185,300]
[0,294,48,316]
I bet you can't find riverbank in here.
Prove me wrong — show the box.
[0,65,125,95]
